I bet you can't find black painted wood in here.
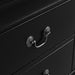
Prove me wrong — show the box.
[19,38,74,75]
[0,0,74,75]
[72,35,75,70]
[73,47,75,70]
[0,0,60,32]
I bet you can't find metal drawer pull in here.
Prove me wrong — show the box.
[43,69,51,75]
[26,26,51,48]
[69,70,75,75]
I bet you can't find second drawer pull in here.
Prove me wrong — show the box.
[26,26,51,48]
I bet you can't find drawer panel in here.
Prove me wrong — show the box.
[0,0,61,32]
[17,37,74,75]
[72,36,75,70]
[73,48,75,70]
[0,0,75,75]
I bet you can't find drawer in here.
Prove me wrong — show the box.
[0,0,75,75]
[73,48,75,70]
[15,37,74,75]
[72,35,75,70]
[0,0,62,31]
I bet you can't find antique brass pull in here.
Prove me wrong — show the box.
[26,26,51,48]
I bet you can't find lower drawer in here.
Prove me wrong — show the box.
[14,37,74,75]
[73,50,75,69]
[72,36,75,70]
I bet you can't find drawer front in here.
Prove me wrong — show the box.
[73,48,75,70]
[16,37,74,75]
[72,36,75,70]
[0,0,75,75]
[0,0,62,31]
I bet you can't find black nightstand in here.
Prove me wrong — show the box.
[0,0,75,75]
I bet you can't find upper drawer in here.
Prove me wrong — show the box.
[0,0,61,32]
[0,0,75,75]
